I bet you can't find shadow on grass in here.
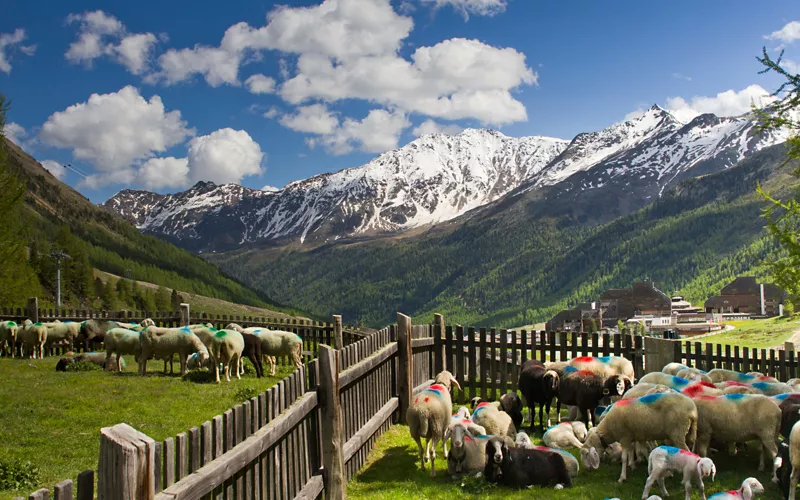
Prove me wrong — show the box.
[354,446,420,483]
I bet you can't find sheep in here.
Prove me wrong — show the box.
[780,400,800,440]
[207,329,245,383]
[20,321,47,358]
[239,332,264,378]
[543,422,585,449]
[138,326,210,376]
[787,379,800,392]
[714,381,761,395]
[582,392,698,483]
[676,368,713,383]
[692,394,781,481]
[471,402,516,439]
[641,445,716,500]
[555,369,629,425]
[639,372,696,390]
[469,393,524,429]
[775,418,800,500]
[707,369,757,384]
[141,318,155,327]
[77,320,119,351]
[707,478,764,500]
[625,383,676,399]
[774,393,800,407]
[446,424,490,479]
[681,383,724,399]
[104,328,142,372]
[663,363,690,376]
[483,435,572,489]
[515,431,534,449]
[56,352,126,371]
[519,359,560,428]
[568,355,636,382]
[45,321,80,351]
[528,445,579,478]
[406,370,460,477]
[0,321,19,357]
[750,381,794,396]
[443,409,487,458]
[244,328,302,376]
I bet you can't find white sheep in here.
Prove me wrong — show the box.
[642,445,716,500]
[104,328,142,372]
[693,394,780,482]
[0,321,19,358]
[707,478,764,500]
[471,402,516,439]
[707,369,757,384]
[786,378,800,392]
[663,363,690,376]
[623,383,676,400]
[581,392,698,483]
[639,372,695,390]
[141,318,155,327]
[46,321,80,351]
[248,328,302,376]
[138,326,209,376]
[20,321,47,359]
[749,381,794,396]
[406,371,460,477]
[443,408,487,458]
[543,422,584,449]
[207,328,245,383]
[568,355,635,381]
[676,368,713,384]
[446,425,495,479]
[515,431,534,449]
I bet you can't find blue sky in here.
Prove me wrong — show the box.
[1,0,799,203]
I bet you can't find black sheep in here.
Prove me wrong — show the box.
[518,359,559,429]
[483,435,571,489]
[555,369,626,426]
[776,440,792,500]
[241,332,264,378]
[780,398,800,439]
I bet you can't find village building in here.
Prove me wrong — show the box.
[704,276,786,317]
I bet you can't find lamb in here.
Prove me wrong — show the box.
[692,394,781,482]
[555,369,629,425]
[530,445,580,477]
[469,393,524,429]
[641,446,716,500]
[543,422,584,449]
[707,478,764,500]
[471,402,516,439]
[707,369,757,384]
[624,383,676,400]
[45,321,80,351]
[104,328,142,372]
[581,392,698,483]
[0,321,19,357]
[676,368,713,384]
[518,359,560,428]
[138,326,210,376]
[483,435,572,489]
[515,431,534,449]
[406,370,460,477]
[663,363,690,376]
[775,418,800,500]
[446,424,490,479]
[20,321,47,358]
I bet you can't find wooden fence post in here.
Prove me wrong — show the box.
[433,313,445,374]
[180,303,190,326]
[786,342,796,353]
[644,337,677,374]
[97,423,156,500]
[397,313,413,417]
[318,344,345,500]
[333,315,343,349]
[27,297,38,323]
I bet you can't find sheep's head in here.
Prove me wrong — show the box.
[450,424,470,451]
[514,432,532,449]
[455,406,470,419]
[225,323,244,332]
[434,370,461,391]
[543,370,559,392]
[605,375,627,397]
[580,444,601,470]
[696,457,715,481]
[740,477,764,500]
[487,436,508,466]
[571,421,588,442]
[470,396,484,410]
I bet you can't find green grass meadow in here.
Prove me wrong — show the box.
[702,316,800,349]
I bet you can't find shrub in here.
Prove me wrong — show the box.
[0,458,40,491]
[64,360,103,372]
[182,369,215,384]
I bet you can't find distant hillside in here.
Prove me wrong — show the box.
[4,137,301,317]
[209,144,792,328]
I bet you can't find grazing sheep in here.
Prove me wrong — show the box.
[625,384,676,399]
[556,369,629,425]
[104,328,142,372]
[543,422,584,449]
[446,424,490,478]
[246,329,303,376]
[639,372,695,390]
[707,478,764,500]
[77,320,119,351]
[239,332,264,378]
[775,419,800,500]
[406,370,460,477]
[519,359,560,428]
[46,321,80,351]
[642,446,716,500]
[471,402,516,439]
[663,363,690,376]
[707,369,757,384]
[676,368,713,384]
[582,392,698,483]
[0,321,19,357]
[692,394,780,481]
[138,326,210,376]
[484,435,572,489]
[20,322,47,358]
[207,329,245,383]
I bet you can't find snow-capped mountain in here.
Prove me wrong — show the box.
[102,105,789,251]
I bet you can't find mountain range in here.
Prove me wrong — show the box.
[102,105,790,251]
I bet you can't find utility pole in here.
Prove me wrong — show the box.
[50,248,70,308]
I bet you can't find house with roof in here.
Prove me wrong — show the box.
[704,276,786,317]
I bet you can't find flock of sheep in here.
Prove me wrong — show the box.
[406,355,800,500]
[0,318,303,383]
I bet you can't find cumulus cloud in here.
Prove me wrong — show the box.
[766,21,800,44]
[65,10,158,75]
[420,0,507,20]
[186,128,264,184]
[0,29,36,74]
[279,104,340,135]
[136,156,189,189]
[307,108,410,155]
[664,84,775,123]
[40,160,67,180]
[245,73,276,94]
[263,107,280,119]
[39,86,194,186]
[412,119,463,136]
[3,122,28,145]
[623,108,647,122]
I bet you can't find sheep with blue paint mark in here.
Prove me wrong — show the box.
[543,422,585,449]
[707,369,757,384]
[750,381,794,396]
[676,368,713,384]
[0,321,19,357]
[639,372,696,390]
[104,327,143,372]
[707,477,764,500]
[663,363,690,376]
[138,326,209,376]
[471,401,517,440]
[568,355,636,382]
[406,370,461,477]
[581,392,698,483]
[692,393,781,482]
[642,445,716,500]
[443,408,487,457]
[623,383,676,400]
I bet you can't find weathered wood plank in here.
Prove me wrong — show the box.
[339,342,398,389]
[53,480,72,500]
[343,397,399,462]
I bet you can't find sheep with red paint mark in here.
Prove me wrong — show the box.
[471,401,517,440]
[642,445,716,500]
[707,369,758,384]
[446,424,495,479]
[707,478,764,500]
[568,355,636,382]
[443,408,486,457]
[556,368,628,426]
[406,370,461,477]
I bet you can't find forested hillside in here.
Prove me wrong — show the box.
[210,144,792,328]
[2,137,298,314]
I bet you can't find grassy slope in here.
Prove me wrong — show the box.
[701,317,800,349]
[212,144,793,329]
[0,357,296,499]
[348,423,783,500]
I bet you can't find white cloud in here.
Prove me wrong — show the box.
[671,72,692,82]
[186,128,264,184]
[623,107,646,122]
[153,45,242,87]
[0,29,36,74]
[65,11,157,75]
[782,59,800,74]
[279,104,339,134]
[420,0,507,20]
[39,86,194,184]
[664,84,775,123]
[263,106,280,119]
[136,156,189,189]
[3,122,27,145]
[766,21,800,44]
[245,74,276,94]
[307,109,410,155]
[261,185,279,192]
[40,160,67,180]
[412,119,463,136]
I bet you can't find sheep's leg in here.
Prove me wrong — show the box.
[414,436,425,471]
[530,404,537,430]
[215,359,221,384]
[762,438,778,482]
[556,399,562,424]
[641,470,660,500]
[265,355,276,376]
[424,438,432,464]
[694,476,704,500]
[618,445,629,483]
[789,467,799,500]
[429,438,438,477]
[116,353,123,373]
[234,355,241,380]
